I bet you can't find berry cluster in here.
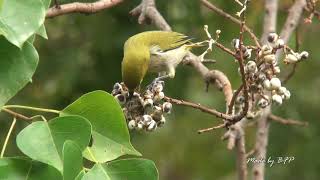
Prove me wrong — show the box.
[231,32,309,117]
[112,82,172,132]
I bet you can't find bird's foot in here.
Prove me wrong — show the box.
[147,78,165,92]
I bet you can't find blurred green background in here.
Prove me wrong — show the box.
[1,0,320,179]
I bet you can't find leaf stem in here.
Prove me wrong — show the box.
[2,105,60,114]
[1,117,17,158]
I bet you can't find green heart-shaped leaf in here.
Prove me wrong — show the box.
[63,140,83,180]
[82,158,158,180]
[16,116,91,172]
[0,0,50,47]
[61,90,141,163]
[0,157,62,180]
[0,38,38,108]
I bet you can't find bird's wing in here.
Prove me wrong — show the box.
[148,31,191,52]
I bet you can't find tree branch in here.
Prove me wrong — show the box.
[252,0,279,179]
[280,0,307,43]
[163,96,233,121]
[252,106,271,180]
[46,0,124,18]
[268,114,308,126]
[1,108,32,121]
[130,0,172,31]
[261,0,278,43]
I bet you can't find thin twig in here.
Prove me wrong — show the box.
[231,6,249,124]
[46,0,124,18]
[214,41,237,57]
[164,96,233,121]
[268,114,308,126]
[282,26,301,84]
[1,108,32,121]
[246,148,256,158]
[3,105,60,114]
[282,63,298,84]
[200,0,261,47]
[228,84,244,115]
[1,117,17,158]
[198,123,226,134]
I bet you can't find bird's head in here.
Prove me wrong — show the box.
[122,44,150,92]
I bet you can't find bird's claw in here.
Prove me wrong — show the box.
[147,78,165,91]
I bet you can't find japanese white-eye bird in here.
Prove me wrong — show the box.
[122,31,192,96]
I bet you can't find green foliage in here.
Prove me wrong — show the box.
[0,0,49,47]
[61,90,141,163]
[63,140,83,180]
[8,91,156,179]
[0,157,62,180]
[0,38,38,108]
[82,158,158,180]
[16,116,91,172]
[0,1,158,179]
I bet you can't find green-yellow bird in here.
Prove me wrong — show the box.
[122,31,192,95]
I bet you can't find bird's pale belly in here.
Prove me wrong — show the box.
[148,46,189,73]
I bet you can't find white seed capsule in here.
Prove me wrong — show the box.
[270,78,281,90]
[115,94,126,105]
[232,39,240,49]
[244,49,252,59]
[300,51,309,60]
[283,89,291,100]
[113,83,122,91]
[143,98,153,108]
[259,45,273,56]
[257,98,269,108]
[152,107,163,121]
[162,102,172,114]
[273,66,281,74]
[136,121,144,130]
[272,94,283,105]
[147,120,157,131]
[264,54,276,64]
[267,32,278,43]
[144,90,154,99]
[277,86,287,95]
[274,39,284,48]
[158,116,166,127]
[142,115,153,125]
[262,79,271,90]
[128,120,136,130]
[258,73,267,81]
[112,89,120,96]
[153,92,164,102]
[246,111,256,119]
[246,61,257,73]
[284,53,299,64]
[236,96,245,104]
